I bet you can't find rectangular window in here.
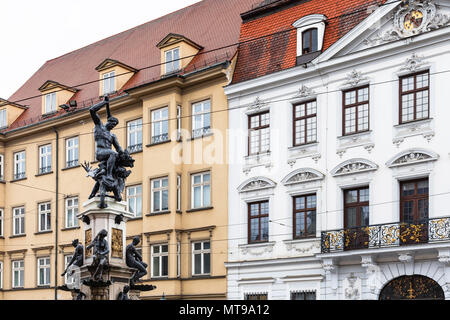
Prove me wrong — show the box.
[177,241,181,278]
[64,255,75,285]
[165,47,180,74]
[38,202,51,232]
[0,109,6,128]
[192,241,210,276]
[126,185,142,218]
[291,291,316,300]
[103,71,115,95]
[191,172,211,209]
[13,206,25,236]
[293,100,317,146]
[39,144,52,174]
[177,175,181,212]
[65,197,79,228]
[151,107,169,144]
[12,260,24,288]
[400,179,429,224]
[127,118,143,153]
[343,86,369,135]
[13,151,26,180]
[400,71,430,124]
[344,187,369,251]
[177,105,182,141]
[151,177,169,213]
[248,112,270,155]
[151,244,169,278]
[248,201,269,243]
[37,257,51,286]
[66,137,79,168]
[192,100,211,138]
[45,92,56,114]
[245,293,268,300]
[0,208,3,237]
[0,261,3,289]
[0,154,4,180]
[302,28,318,54]
[293,194,316,239]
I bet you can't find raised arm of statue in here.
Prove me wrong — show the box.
[89,96,110,126]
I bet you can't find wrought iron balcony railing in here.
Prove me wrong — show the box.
[321,217,450,253]
[151,133,169,144]
[127,144,143,153]
[66,160,79,168]
[13,172,26,180]
[192,126,211,139]
[39,166,52,175]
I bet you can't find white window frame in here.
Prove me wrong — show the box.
[126,185,142,218]
[66,137,79,168]
[102,71,115,95]
[0,261,3,289]
[64,255,75,285]
[39,144,52,174]
[38,202,51,232]
[151,177,169,213]
[0,154,4,180]
[177,241,181,278]
[12,260,24,288]
[165,47,180,74]
[177,105,182,141]
[191,172,211,209]
[13,151,26,180]
[37,257,51,286]
[151,244,169,278]
[13,206,25,236]
[192,240,211,276]
[177,174,181,212]
[151,107,169,144]
[45,92,57,114]
[0,208,3,237]
[0,108,6,128]
[65,197,79,228]
[127,118,143,152]
[192,100,211,138]
[293,14,326,57]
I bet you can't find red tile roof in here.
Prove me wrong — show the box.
[232,0,386,84]
[3,0,261,132]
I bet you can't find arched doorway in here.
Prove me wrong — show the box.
[379,275,444,300]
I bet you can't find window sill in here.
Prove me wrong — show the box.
[176,210,182,214]
[187,132,214,142]
[0,180,5,184]
[0,236,4,239]
[289,142,318,150]
[10,177,27,183]
[42,111,58,118]
[128,216,143,221]
[245,151,271,161]
[62,165,80,171]
[395,118,432,128]
[35,171,53,177]
[61,226,80,231]
[146,140,171,148]
[146,210,171,217]
[9,234,26,239]
[150,276,169,280]
[186,207,213,213]
[128,149,143,155]
[34,230,53,235]
[337,130,371,140]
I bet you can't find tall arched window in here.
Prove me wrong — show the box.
[302,28,318,54]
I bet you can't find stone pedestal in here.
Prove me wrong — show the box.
[76,197,136,300]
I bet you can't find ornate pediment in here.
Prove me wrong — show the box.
[238,176,276,193]
[247,97,268,112]
[293,85,315,99]
[331,159,378,177]
[282,168,324,186]
[386,149,438,167]
[345,69,368,87]
[364,0,450,47]
[399,52,429,72]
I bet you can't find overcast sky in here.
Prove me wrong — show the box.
[0,0,202,98]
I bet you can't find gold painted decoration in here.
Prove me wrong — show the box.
[111,228,123,258]
[85,229,92,257]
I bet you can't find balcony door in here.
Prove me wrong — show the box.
[344,187,369,250]
[400,179,429,245]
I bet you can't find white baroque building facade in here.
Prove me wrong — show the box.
[225,0,450,300]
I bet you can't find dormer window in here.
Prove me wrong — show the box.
[302,28,318,55]
[0,108,6,128]
[165,47,180,74]
[293,14,326,64]
[102,71,116,95]
[45,92,56,114]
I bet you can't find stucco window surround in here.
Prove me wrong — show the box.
[281,168,325,241]
[330,159,378,230]
[0,154,4,181]
[386,149,438,223]
[392,58,435,147]
[293,14,326,57]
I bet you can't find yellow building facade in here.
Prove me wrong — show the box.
[0,0,260,300]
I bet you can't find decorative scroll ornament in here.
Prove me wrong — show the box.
[282,168,324,186]
[293,84,315,99]
[238,177,276,193]
[387,149,438,167]
[400,53,428,72]
[365,0,450,47]
[394,152,430,164]
[345,69,368,87]
[247,97,268,111]
[331,159,378,177]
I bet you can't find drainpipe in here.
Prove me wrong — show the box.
[53,127,59,300]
